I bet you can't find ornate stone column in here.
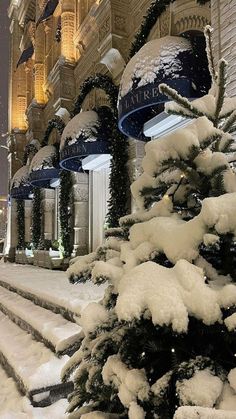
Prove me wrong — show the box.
[24,200,32,243]
[34,24,45,105]
[44,20,53,80]
[42,189,55,240]
[72,173,89,256]
[128,140,145,212]
[61,0,76,62]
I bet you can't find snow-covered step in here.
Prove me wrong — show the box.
[0,263,106,321]
[0,286,82,355]
[0,312,73,406]
[0,365,68,417]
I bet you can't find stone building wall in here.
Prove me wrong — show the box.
[7,0,219,260]
[211,0,236,97]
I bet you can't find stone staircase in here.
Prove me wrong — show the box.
[0,277,82,408]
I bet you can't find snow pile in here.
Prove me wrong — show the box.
[29,145,58,172]
[142,117,222,176]
[11,166,30,189]
[124,192,236,266]
[60,110,100,149]
[116,260,221,332]
[176,369,223,407]
[102,355,149,417]
[119,36,192,98]
[79,302,109,335]
[174,406,236,419]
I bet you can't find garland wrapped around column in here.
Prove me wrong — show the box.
[16,199,25,249]
[129,0,210,58]
[73,74,130,227]
[41,116,65,146]
[59,170,73,257]
[31,188,42,248]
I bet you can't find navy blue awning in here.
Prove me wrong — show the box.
[11,186,32,200]
[29,167,60,188]
[60,140,110,172]
[16,43,34,68]
[36,0,59,26]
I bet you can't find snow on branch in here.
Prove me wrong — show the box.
[204,25,217,84]
[159,83,211,120]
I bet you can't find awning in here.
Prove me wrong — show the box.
[16,43,34,68]
[36,0,59,26]
[29,145,60,188]
[10,166,32,200]
[60,108,112,172]
[117,35,210,141]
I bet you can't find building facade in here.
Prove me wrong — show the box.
[6,0,232,264]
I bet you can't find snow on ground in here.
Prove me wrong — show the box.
[0,262,106,317]
[0,286,81,353]
[0,312,69,391]
[0,365,67,419]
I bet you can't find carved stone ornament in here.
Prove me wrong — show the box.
[73,185,89,202]
[174,15,210,35]
[160,8,170,37]
[114,14,126,32]
[99,17,110,43]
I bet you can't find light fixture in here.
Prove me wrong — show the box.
[50,178,60,188]
[82,154,111,171]
[143,111,191,139]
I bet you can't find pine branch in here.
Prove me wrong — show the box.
[164,108,197,120]
[159,84,211,120]
[214,59,228,125]
[222,110,236,133]
[204,25,217,83]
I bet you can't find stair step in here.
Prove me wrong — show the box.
[0,264,106,321]
[0,286,82,355]
[0,312,72,406]
[0,365,68,417]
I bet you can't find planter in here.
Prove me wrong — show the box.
[33,250,64,270]
[15,250,28,265]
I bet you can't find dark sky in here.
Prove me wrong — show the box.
[0,0,9,195]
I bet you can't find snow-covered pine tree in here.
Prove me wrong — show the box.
[62,27,236,419]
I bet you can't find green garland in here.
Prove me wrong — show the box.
[23,143,39,166]
[59,170,73,257]
[31,188,42,248]
[73,74,130,227]
[129,0,210,58]
[16,200,25,249]
[41,116,65,146]
[73,74,118,116]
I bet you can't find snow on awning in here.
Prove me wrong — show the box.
[16,42,34,68]
[60,109,111,172]
[29,145,60,188]
[10,166,32,200]
[36,0,59,26]
[118,36,205,141]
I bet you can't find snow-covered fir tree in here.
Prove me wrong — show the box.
[62,27,236,418]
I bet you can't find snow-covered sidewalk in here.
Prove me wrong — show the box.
[0,262,106,318]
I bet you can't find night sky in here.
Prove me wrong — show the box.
[0,0,9,195]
